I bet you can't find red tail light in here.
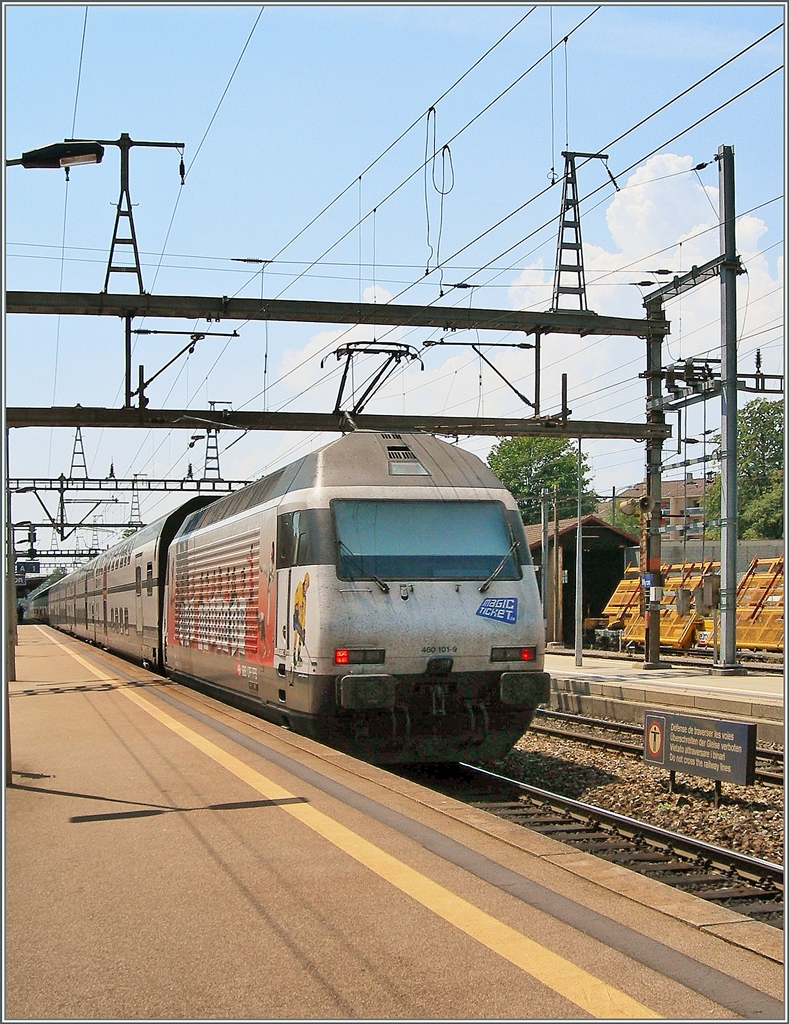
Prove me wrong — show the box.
[335,648,385,665]
[491,646,537,662]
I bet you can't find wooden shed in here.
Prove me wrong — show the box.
[525,515,638,646]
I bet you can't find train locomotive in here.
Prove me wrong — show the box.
[45,431,549,763]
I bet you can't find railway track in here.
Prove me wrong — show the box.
[531,708,784,785]
[560,647,784,673]
[399,762,784,930]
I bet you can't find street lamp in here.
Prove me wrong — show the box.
[8,131,185,405]
[5,137,106,783]
[6,140,104,169]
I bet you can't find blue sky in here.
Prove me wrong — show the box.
[3,3,785,554]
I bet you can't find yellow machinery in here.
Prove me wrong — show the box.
[600,558,784,653]
[696,556,784,654]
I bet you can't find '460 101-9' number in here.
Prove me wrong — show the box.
[421,645,458,654]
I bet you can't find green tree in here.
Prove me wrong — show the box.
[487,436,596,526]
[704,397,784,539]
[609,504,640,537]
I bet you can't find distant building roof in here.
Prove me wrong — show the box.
[617,476,709,499]
[524,513,638,550]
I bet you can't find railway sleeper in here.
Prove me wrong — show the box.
[442,765,785,928]
[694,884,783,901]
[527,823,600,835]
[601,850,691,865]
[724,903,784,924]
[565,839,636,852]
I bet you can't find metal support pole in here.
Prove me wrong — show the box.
[58,473,66,540]
[574,439,583,666]
[125,316,132,407]
[553,483,560,644]
[644,296,666,667]
[534,330,541,416]
[104,134,144,294]
[540,489,549,629]
[5,429,15,785]
[718,144,740,669]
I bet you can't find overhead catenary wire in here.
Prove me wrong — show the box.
[366,23,784,312]
[403,64,783,304]
[147,6,265,297]
[119,7,537,490]
[260,8,538,276]
[113,8,265,486]
[13,172,776,285]
[114,17,781,495]
[47,5,90,478]
[274,18,782,321]
[224,11,613,413]
[254,7,600,308]
[235,182,783,457]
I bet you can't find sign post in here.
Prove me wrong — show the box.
[644,710,757,807]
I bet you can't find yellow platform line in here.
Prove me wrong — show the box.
[41,628,659,1019]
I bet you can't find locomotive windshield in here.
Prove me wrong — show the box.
[332,500,523,581]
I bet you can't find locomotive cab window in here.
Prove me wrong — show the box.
[332,500,524,581]
[276,509,334,569]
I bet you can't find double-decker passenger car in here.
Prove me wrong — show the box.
[48,496,216,666]
[46,432,550,763]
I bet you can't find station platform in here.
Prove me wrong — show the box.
[545,651,784,746]
[4,626,784,1020]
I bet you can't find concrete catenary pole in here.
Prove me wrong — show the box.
[553,483,560,643]
[5,429,15,785]
[574,439,583,666]
[643,295,665,666]
[540,488,549,630]
[718,144,739,667]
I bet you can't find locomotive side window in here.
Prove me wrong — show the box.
[276,509,334,568]
[332,500,523,581]
[506,510,533,566]
[135,566,142,596]
[146,562,154,595]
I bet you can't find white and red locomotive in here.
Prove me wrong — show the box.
[47,432,549,763]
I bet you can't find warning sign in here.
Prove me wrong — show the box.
[643,710,757,786]
[644,714,666,765]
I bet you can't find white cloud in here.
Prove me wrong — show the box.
[502,153,783,492]
[212,153,782,493]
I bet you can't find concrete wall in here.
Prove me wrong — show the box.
[625,539,784,577]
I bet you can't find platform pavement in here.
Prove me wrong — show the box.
[543,651,784,745]
[5,626,784,1020]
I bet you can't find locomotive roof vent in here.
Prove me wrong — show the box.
[386,444,430,476]
[380,432,402,439]
[387,445,417,461]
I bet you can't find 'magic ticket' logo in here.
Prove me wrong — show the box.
[476,597,518,624]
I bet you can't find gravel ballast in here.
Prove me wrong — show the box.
[484,728,784,866]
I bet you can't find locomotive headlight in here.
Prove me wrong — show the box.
[491,646,536,662]
[335,648,385,665]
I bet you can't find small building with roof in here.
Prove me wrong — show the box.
[525,514,638,646]
[608,474,711,541]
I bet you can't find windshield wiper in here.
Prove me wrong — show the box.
[478,539,519,593]
[338,540,390,593]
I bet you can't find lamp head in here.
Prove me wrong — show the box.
[9,140,104,169]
